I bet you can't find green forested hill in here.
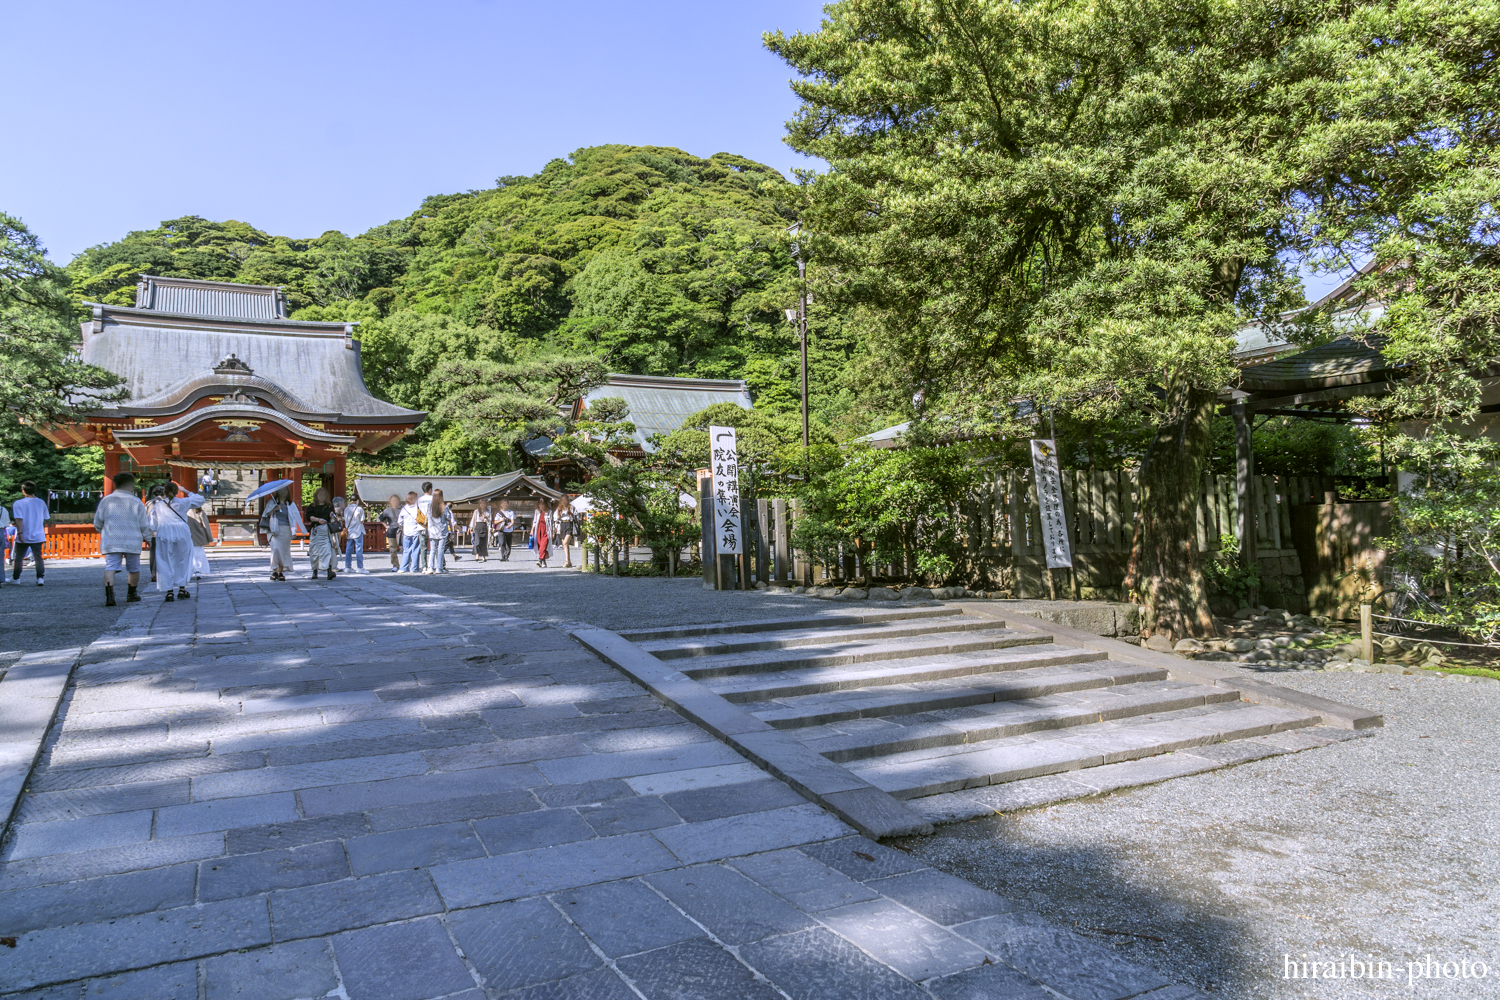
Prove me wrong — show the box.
[59,145,867,475]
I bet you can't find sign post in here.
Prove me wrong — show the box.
[710,425,743,590]
[1030,439,1073,573]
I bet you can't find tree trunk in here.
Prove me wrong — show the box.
[1124,380,1219,641]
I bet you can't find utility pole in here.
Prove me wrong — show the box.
[788,223,809,448]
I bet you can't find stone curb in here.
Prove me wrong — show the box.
[569,627,935,839]
[0,647,83,843]
[953,602,1384,731]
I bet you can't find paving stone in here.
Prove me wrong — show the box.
[2,898,270,993]
[645,864,816,945]
[366,789,539,831]
[84,960,200,999]
[192,752,431,800]
[156,792,300,838]
[446,896,602,992]
[199,840,350,902]
[819,897,988,980]
[653,805,851,865]
[204,939,339,999]
[0,863,198,936]
[740,927,931,1000]
[472,808,595,855]
[660,778,806,823]
[531,779,635,808]
[346,822,487,875]
[227,813,370,854]
[332,917,474,1000]
[577,795,683,836]
[797,836,929,881]
[1133,986,1213,999]
[622,763,767,795]
[6,810,154,861]
[866,868,1015,925]
[728,849,880,912]
[0,834,226,893]
[1,983,82,1000]
[503,967,637,1000]
[551,879,703,957]
[431,832,680,908]
[927,961,1061,999]
[262,728,477,767]
[953,912,1170,1000]
[425,734,592,772]
[616,937,783,999]
[31,752,266,793]
[13,781,192,825]
[535,742,745,784]
[298,763,541,816]
[269,869,444,940]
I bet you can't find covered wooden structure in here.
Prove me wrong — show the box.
[35,275,424,542]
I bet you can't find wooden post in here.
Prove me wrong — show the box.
[1233,401,1258,605]
[102,450,120,496]
[333,455,347,499]
[1360,603,1374,663]
[700,478,716,588]
[772,499,788,583]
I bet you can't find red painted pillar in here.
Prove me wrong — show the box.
[291,466,304,511]
[102,450,119,496]
[333,455,347,500]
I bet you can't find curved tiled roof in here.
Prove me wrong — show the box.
[111,403,357,445]
[580,374,751,451]
[1237,337,1395,394]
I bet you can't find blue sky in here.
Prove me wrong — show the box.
[1,0,826,263]
[3,0,1348,299]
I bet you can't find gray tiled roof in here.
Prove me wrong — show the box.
[135,275,288,319]
[581,374,751,451]
[353,471,561,505]
[81,308,422,422]
[1238,336,1393,394]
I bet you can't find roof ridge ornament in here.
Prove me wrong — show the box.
[214,354,254,376]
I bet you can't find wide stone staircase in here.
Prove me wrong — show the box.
[616,606,1330,811]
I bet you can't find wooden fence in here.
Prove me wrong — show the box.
[704,470,1339,602]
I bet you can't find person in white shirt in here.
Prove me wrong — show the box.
[425,490,454,574]
[93,473,152,605]
[397,492,424,572]
[147,481,204,600]
[10,481,50,586]
[417,482,434,572]
[343,495,368,574]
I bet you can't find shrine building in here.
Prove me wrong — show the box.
[36,275,424,541]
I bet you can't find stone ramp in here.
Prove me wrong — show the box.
[596,604,1377,825]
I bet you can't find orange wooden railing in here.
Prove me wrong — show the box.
[24,521,391,560]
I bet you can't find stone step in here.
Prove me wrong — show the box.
[639,615,1006,660]
[849,702,1320,798]
[742,660,1170,729]
[794,681,1244,762]
[705,644,1107,703]
[678,628,1050,680]
[616,605,962,642]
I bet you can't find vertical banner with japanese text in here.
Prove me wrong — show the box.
[709,425,742,555]
[1030,438,1073,569]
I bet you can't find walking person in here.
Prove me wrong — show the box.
[306,487,338,580]
[258,487,304,582]
[417,482,434,572]
[425,491,454,574]
[534,502,551,567]
[186,503,212,580]
[147,481,202,601]
[93,472,151,605]
[397,492,424,572]
[10,481,49,586]
[497,501,516,561]
[379,494,402,569]
[553,497,577,568]
[470,502,491,562]
[344,494,368,574]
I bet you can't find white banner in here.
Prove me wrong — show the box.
[1030,438,1073,569]
[709,425,742,555]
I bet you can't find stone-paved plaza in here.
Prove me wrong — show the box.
[0,555,1198,1000]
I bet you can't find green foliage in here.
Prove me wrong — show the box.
[0,213,124,456]
[1202,534,1262,608]
[791,446,985,583]
[653,401,839,496]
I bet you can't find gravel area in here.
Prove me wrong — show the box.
[896,665,1500,998]
[0,557,130,678]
